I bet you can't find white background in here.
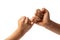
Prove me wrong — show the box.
[0,0,60,40]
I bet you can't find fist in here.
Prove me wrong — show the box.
[32,8,51,26]
[18,16,33,33]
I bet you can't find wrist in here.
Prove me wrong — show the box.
[44,20,52,27]
[17,26,26,35]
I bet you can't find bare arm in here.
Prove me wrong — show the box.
[43,20,60,34]
[33,8,60,35]
[5,16,33,40]
[5,29,22,40]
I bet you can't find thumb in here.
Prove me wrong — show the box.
[43,8,50,22]
[19,16,26,23]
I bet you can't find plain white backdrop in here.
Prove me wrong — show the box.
[0,0,60,40]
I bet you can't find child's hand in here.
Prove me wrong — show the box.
[32,8,51,26]
[18,16,33,34]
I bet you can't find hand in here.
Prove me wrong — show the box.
[32,8,51,26]
[18,16,33,34]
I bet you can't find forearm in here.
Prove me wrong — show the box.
[5,28,25,40]
[44,20,60,35]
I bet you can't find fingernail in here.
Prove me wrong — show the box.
[31,22,34,24]
[21,16,26,21]
[36,9,41,13]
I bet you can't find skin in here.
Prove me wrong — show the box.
[5,16,33,40]
[5,8,60,40]
[32,8,60,34]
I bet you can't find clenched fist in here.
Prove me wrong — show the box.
[32,8,51,26]
[18,16,33,34]
[5,8,60,40]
